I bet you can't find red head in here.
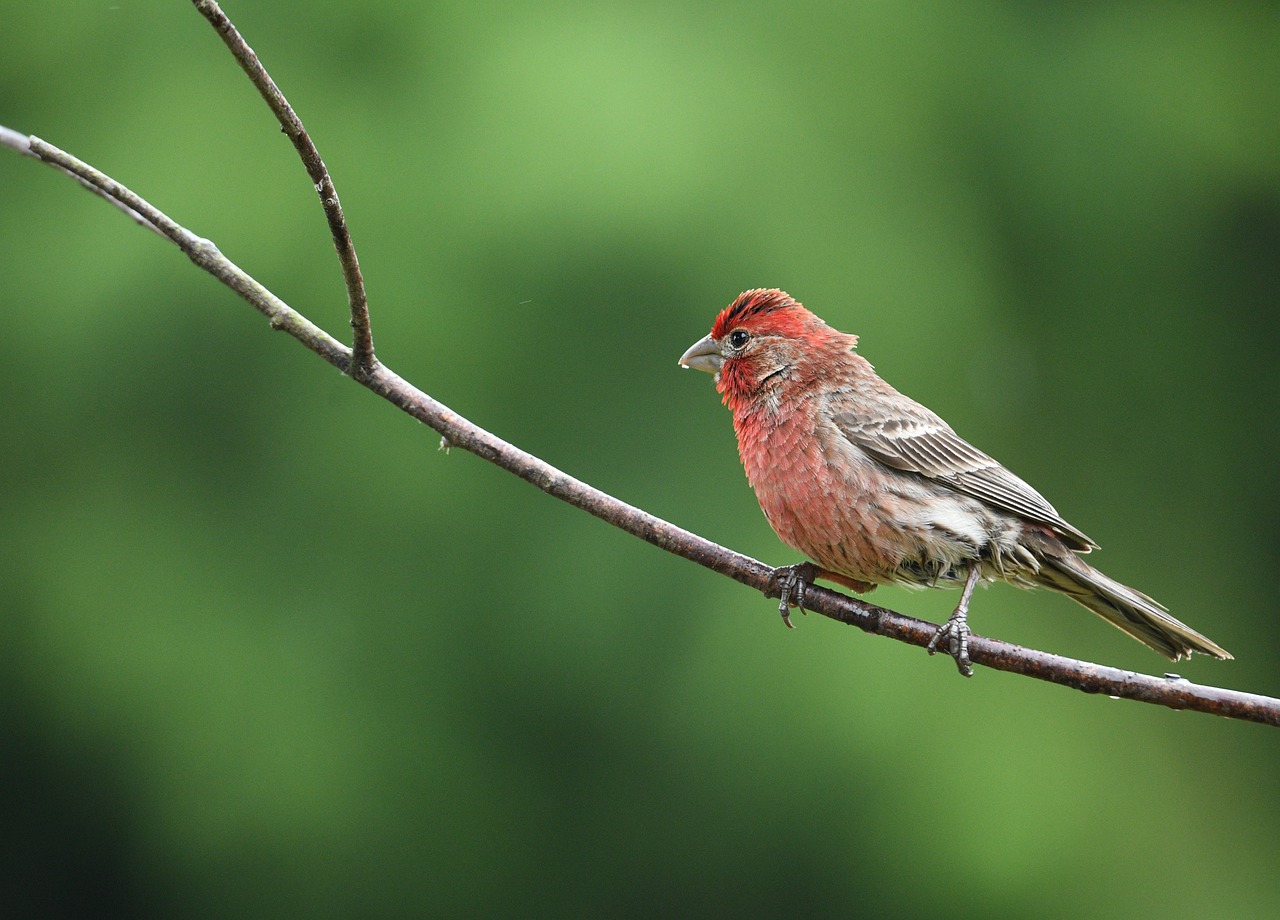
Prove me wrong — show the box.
[680,289,859,412]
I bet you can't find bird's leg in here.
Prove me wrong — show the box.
[772,562,819,628]
[927,565,982,677]
[771,564,875,627]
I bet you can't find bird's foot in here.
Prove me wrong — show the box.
[926,608,973,677]
[927,566,982,677]
[771,563,819,628]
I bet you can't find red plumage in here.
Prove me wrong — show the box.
[681,288,1230,674]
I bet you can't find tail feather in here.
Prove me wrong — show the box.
[1039,555,1232,661]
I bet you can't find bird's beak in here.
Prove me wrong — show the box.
[679,335,723,374]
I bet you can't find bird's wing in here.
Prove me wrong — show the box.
[831,404,1098,551]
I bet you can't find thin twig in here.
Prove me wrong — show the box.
[5,126,1275,727]
[0,125,166,238]
[8,133,350,368]
[191,0,375,380]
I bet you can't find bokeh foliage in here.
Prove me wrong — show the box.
[2,2,1277,917]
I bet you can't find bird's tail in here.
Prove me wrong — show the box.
[1038,554,1232,661]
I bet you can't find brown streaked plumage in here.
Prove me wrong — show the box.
[680,288,1231,675]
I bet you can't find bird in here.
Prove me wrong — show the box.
[678,288,1230,675]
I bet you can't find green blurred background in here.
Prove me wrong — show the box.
[2,2,1278,917]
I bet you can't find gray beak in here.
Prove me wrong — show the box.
[678,335,723,374]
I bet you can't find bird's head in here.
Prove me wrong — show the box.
[679,289,857,410]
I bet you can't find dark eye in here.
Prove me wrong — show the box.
[727,329,751,349]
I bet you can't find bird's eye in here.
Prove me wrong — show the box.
[727,329,751,349]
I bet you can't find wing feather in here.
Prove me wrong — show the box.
[832,405,1097,551]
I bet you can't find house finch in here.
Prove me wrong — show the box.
[679,288,1231,675]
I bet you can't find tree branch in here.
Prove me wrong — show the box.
[191,0,374,379]
[0,125,166,238]
[2,9,1273,728]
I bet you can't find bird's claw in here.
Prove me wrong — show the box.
[772,563,818,628]
[928,567,981,677]
[927,609,974,677]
